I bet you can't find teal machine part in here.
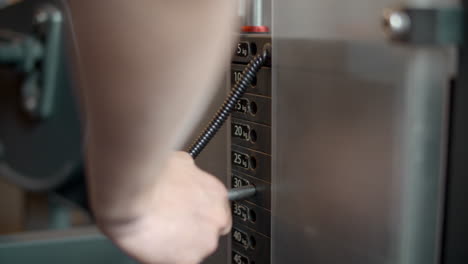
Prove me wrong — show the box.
[0,228,136,264]
[0,2,132,262]
[0,4,62,120]
[0,32,43,72]
[0,1,82,192]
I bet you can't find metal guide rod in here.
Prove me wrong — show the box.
[246,0,263,27]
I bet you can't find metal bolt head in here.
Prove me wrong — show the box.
[383,8,411,38]
[24,94,39,112]
[21,73,41,116]
[34,10,48,24]
[34,6,62,25]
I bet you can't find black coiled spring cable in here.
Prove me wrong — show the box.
[188,44,271,159]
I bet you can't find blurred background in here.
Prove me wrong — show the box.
[0,0,89,235]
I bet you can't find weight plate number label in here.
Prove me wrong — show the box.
[234,98,250,114]
[235,42,249,57]
[232,251,250,264]
[232,228,250,249]
[232,175,250,188]
[232,123,250,141]
[233,202,249,221]
[232,70,243,84]
[232,151,250,169]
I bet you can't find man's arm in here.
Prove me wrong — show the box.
[68,1,237,263]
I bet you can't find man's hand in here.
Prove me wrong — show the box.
[98,152,232,264]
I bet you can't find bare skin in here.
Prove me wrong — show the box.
[67,1,237,263]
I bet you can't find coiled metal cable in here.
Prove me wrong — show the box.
[188,44,271,158]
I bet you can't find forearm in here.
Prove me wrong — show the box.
[68,0,237,223]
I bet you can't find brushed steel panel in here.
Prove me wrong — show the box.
[271,1,455,263]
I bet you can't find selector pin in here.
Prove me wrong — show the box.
[228,185,256,201]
